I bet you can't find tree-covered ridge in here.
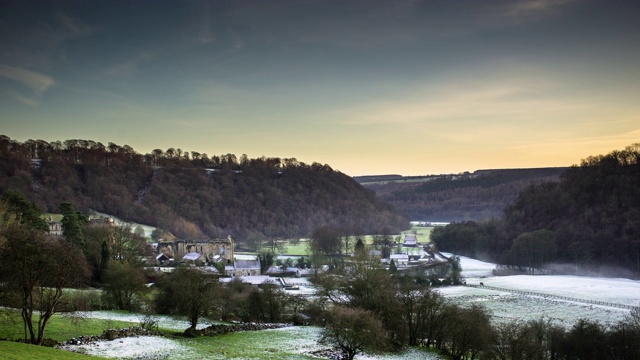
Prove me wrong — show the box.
[0,135,408,243]
[432,144,640,276]
[360,168,567,221]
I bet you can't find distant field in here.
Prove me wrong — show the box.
[407,225,433,243]
[272,228,433,256]
[44,213,63,222]
[354,174,441,185]
[281,239,310,255]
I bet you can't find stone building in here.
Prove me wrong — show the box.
[156,236,234,264]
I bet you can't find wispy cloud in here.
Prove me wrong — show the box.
[195,2,216,44]
[0,63,55,104]
[2,88,39,106]
[55,12,92,38]
[340,75,581,126]
[478,0,575,27]
[506,0,574,18]
[104,52,156,78]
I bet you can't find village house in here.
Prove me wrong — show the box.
[266,266,301,277]
[390,253,409,267]
[47,220,62,236]
[181,252,205,265]
[219,275,275,288]
[403,234,417,247]
[226,260,261,276]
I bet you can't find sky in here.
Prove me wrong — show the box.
[1,0,639,176]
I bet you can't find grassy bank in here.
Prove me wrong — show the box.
[0,310,138,342]
[0,341,99,360]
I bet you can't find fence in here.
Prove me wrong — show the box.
[465,284,640,311]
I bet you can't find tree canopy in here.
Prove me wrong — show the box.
[0,135,408,245]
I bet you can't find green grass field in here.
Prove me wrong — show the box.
[280,239,310,255]
[0,341,100,360]
[0,308,442,359]
[0,310,138,342]
[180,326,321,359]
[407,225,433,243]
[0,310,137,359]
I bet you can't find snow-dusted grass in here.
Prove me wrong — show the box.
[476,275,640,306]
[59,321,443,359]
[58,254,640,359]
[60,335,192,359]
[356,347,442,360]
[438,255,640,328]
[77,311,218,331]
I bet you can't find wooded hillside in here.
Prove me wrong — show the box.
[0,135,408,243]
[431,144,640,276]
[357,168,567,221]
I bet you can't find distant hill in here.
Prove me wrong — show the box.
[430,144,640,276]
[355,167,569,221]
[0,135,409,246]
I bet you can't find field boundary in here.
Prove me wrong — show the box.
[466,284,640,310]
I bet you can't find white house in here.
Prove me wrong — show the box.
[390,254,409,267]
[226,260,261,276]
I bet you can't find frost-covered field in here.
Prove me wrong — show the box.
[61,254,640,359]
[76,311,213,331]
[60,336,193,359]
[61,323,442,359]
[438,255,640,328]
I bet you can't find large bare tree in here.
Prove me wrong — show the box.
[0,224,89,345]
[320,306,388,360]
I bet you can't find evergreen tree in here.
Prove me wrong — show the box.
[0,190,48,232]
[389,259,397,273]
[60,202,85,251]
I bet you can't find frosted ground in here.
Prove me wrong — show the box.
[60,323,441,359]
[61,254,639,359]
[438,254,640,328]
[74,311,213,331]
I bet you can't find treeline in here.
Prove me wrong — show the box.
[432,144,640,276]
[361,168,566,221]
[313,253,640,360]
[0,135,408,243]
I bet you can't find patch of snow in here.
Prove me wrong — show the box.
[442,253,496,278]
[60,336,191,359]
[77,311,213,331]
[358,347,442,359]
[234,253,258,260]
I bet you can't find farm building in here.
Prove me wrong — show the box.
[390,254,409,267]
[226,260,261,276]
[403,234,417,246]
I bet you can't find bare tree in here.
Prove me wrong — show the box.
[102,261,148,311]
[154,267,218,334]
[0,224,89,345]
[320,306,388,360]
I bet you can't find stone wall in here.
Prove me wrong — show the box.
[189,322,291,337]
[62,327,163,346]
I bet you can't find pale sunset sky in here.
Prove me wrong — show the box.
[1,0,639,176]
